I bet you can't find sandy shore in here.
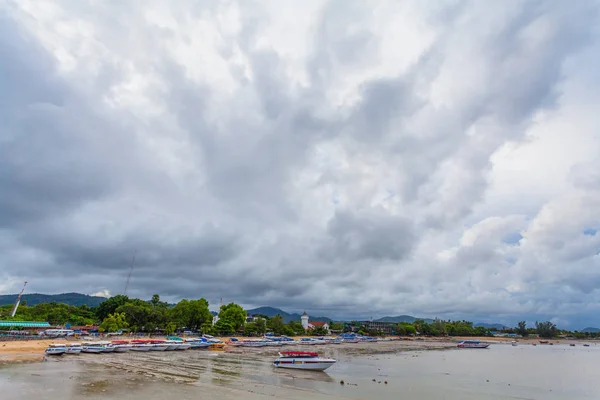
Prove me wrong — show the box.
[0,335,595,364]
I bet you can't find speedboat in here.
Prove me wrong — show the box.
[457,340,489,349]
[241,340,267,347]
[207,338,226,350]
[166,337,192,350]
[511,341,518,346]
[226,338,243,347]
[65,343,82,354]
[338,334,360,343]
[45,344,67,356]
[299,338,323,345]
[111,340,133,352]
[186,338,211,349]
[130,340,153,352]
[273,352,336,371]
[81,341,110,353]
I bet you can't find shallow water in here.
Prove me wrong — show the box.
[1,343,599,399]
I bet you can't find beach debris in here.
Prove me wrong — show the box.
[384,381,388,384]
[372,378,376,382]
[340,380,345,385]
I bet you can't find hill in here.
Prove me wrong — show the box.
[475,322,509,330]
[0,292,107,307]
[374,315,434,324]
[246,306,332,324]
[581,327,600,333]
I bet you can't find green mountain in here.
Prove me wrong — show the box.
[0,292,107,307]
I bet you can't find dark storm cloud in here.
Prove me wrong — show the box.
[1,0,600,328]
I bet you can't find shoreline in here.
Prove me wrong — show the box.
[1,335,595,365]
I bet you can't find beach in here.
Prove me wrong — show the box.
[1,337,599,399]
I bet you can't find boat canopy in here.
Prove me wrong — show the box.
[279,351,319,357]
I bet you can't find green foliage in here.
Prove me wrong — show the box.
[536,321,558,338]
[329,321,345,331]
[287,321,306,335]
[171,298,212,331]
[100,312,129,332]
[218,303,246,330]
[311,326,329,336]
[213,319,234,336]
[2,302,96,326]
[516,321,528,336]
[97,295,130,321]
[396,322,417,336]
[267,315,285,335]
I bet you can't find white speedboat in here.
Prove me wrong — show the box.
[45,344,67,356]
[81,342,107,353]
[299,338,324,345]
[65,343,82,354]
[130,342,153,352]
[111,340,133,352]
[186,338,211,349]
[241,340,267,347]
[273,351,336,371]
[457,340,490,349]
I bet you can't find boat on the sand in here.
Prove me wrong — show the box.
[45,343,67,356]
[273,351,336,371]
[65,343,82,354]
[457,340,489,349]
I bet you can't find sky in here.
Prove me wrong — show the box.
[1,0,600,329]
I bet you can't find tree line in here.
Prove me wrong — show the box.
[0,297,593,339]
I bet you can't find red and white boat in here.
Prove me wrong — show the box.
[273,352,336,371]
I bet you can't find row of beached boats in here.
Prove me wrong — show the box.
[45,336,225,356]
[228,334,382,347]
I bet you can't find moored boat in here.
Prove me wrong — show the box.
[65,343,82,354]
[81,341,108,353]
[511,341,518,346]
[273,351,336,371]
[111,340,133,352]
[457,340,489,349]
[45,343,67,356]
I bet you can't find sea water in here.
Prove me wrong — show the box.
[1,344,598,399]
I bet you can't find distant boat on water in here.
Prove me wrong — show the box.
[457,340,489,349]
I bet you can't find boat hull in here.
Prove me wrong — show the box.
[457,344,489,348]
[273,359,336,371]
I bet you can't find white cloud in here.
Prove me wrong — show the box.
[1,0,600,329]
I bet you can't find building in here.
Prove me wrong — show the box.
[359,321,396,335]
[301,312,330,334]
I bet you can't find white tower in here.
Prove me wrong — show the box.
[212,298,222,326]
[301,311,309,331]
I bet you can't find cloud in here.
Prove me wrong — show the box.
[1,0,600,328]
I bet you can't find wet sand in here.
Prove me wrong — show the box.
[2,341,599,400]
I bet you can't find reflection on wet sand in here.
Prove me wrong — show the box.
[4,342,600,400]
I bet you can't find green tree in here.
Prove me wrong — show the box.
[218,302,246,330]
[536,321,558,338]
[329,321,345,332]
[268,315,285,335]
[171,298,213,331]
[164,322,176,335]
[287,321,306,335]
[96,295,130,321]
[213,319,235,336]
[516,321,528,337]
[100,312,129,332]
[255,317,267,335]
[311,326,329,336]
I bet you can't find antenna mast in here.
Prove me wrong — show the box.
[124,250,137,295]
[10,281,28,317]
